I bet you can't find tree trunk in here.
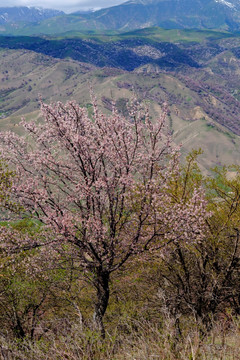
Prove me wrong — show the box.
[13,317,25,339]
[93,269,110,339]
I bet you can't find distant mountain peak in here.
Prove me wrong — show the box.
[0,6,64,25]
[88,0,240,31]
[215,0,236,9]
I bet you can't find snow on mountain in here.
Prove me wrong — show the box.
[0,6,64,24]
[215,0,235,9]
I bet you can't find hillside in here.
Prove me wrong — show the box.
[1,29,240,136]
[0,34,199,70]
[0,47,239,172]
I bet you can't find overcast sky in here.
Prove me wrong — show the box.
[0,0,126,13]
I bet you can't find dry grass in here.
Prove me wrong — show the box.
[1,316,240,360]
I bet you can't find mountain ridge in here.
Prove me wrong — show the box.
[85,0,240,30]
[0,6,64,25]
[3,1,240,35]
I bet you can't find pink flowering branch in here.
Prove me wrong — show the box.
[0,96,209,337]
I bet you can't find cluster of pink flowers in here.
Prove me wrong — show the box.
[0,97,209,273]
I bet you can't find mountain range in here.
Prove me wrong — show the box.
[2,0,240,35]
[84,0,240,31]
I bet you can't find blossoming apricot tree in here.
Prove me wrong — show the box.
[0,97,208,336]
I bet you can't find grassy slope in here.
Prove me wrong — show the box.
[0,24,236,40]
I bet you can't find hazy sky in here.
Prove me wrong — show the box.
[0,0,125,13]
